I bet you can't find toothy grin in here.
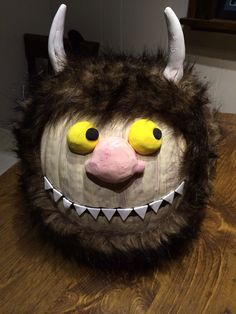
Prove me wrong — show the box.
[44,176,185,221]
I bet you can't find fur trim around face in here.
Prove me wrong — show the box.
[15,52,220,266]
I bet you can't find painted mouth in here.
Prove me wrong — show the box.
[44,176,185,221]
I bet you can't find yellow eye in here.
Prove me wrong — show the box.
[128,119,162,155]
[67,121,99,155]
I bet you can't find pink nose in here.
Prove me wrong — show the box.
[85,137,145,183]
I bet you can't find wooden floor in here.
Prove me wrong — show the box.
[0,114,235,314]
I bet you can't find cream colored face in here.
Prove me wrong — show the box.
[41,117,186,221]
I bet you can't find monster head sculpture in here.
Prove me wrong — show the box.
[16,5,219,263]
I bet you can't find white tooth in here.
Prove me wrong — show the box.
[134,205,148,219]
[44,176,53,190]
[102,208,116,221]
[117,208,133,221]
[87,207,100,220]
[63,197,72,209]
[175,181,185,195]
[74,204,86,216]
[53,188,63,202]
[162,190,175,204]
[149,199,162,213]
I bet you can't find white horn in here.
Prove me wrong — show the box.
[48,4,67,73]
[163,7,185,83]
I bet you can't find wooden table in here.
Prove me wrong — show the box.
[0,114,235,313]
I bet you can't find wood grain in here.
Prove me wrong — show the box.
[0,113,235,314]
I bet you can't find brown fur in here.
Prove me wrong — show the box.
[15,51,220,267]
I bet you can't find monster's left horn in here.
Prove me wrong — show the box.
[163,7,185,83]
[48,4,67,73]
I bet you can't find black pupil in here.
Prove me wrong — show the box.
[153,128,162,140]
[86,128,99,141]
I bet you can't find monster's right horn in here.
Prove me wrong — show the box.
[48,4,67,73]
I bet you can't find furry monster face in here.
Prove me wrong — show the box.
[16,5,219,260]
[41,116,186,224]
